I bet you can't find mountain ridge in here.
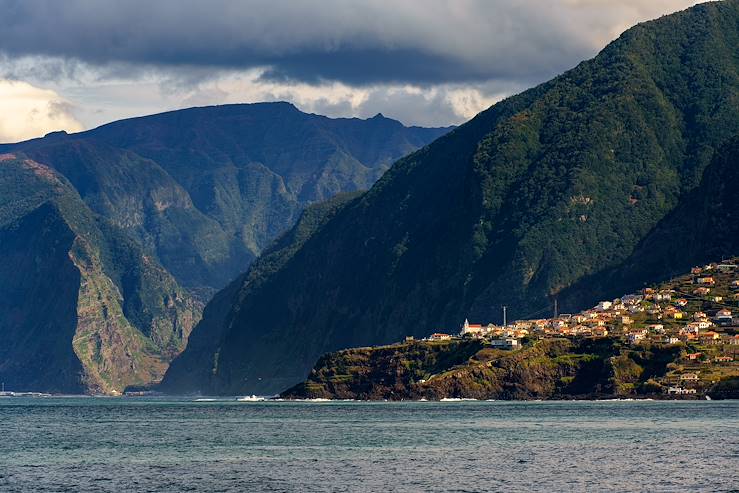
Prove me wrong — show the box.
[2,102,451,297]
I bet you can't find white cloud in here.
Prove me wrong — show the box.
[0,79,83,143]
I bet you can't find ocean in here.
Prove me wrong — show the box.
[0,398,737,492]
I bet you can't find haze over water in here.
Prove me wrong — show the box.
[1,398,737,492]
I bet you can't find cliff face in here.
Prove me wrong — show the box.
[281,339,682,401]
[165,0,739,395]
[0,155,201,394]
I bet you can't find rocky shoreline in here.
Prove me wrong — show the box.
[281,338,739,401]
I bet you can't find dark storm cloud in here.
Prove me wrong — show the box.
[0,0,627,86]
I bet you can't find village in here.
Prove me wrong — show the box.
[419,259,739,396]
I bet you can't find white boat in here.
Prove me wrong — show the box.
[237,395,265,402]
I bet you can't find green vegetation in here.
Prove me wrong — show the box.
[0,156,201,394]
[167,1,739,395]
[282,338,685,400]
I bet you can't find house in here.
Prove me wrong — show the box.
[668,387,697,395]
[620,316,633,325]
[622,294,643,304]
[688,321,712,331]
[646,307,663,317]
[714,356,733,363]
[713,296,723,303]
[729,335,739,346]
[717,264,737,272]
[699,331,721,344]
[679,373,699,382]
[693,312,707,320]
[715,310,734,326]
[667,336,680,344]
[715,309,732,321]
[593,327,609,337]
[693,287,711,296]
[430,333,451,341]
[489,337,519,349]
[680,325,698,335]
[696,276,715,285]
[686,352,703,361]
[597,301,612,311]
[628,332,645,344]
[648,324,664,332]
[691,267,703,275]
[676,299,688,307]
[672,311,684,320]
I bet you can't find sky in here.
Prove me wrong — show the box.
[0,0,702,143]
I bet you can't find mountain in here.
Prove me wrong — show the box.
[0,153,201,394]
[162,0,739,395]
[2,103,451,299]
[0,105,449,394]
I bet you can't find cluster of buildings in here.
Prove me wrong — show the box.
[421,261,739,361]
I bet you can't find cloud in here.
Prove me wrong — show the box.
[0,79,83,143]
[0,0,700,87]
[0,1,703,132]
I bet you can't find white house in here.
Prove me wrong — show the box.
[490,338,519,349]
[596,301,612,311]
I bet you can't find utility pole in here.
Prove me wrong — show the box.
[502,305,507,328]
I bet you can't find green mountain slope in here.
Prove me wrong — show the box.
[560,135,739,306]
[0,154,201,393]
[3,104,450,298]
[163,0,739,395]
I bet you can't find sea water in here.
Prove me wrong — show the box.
[0,398,737,492]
